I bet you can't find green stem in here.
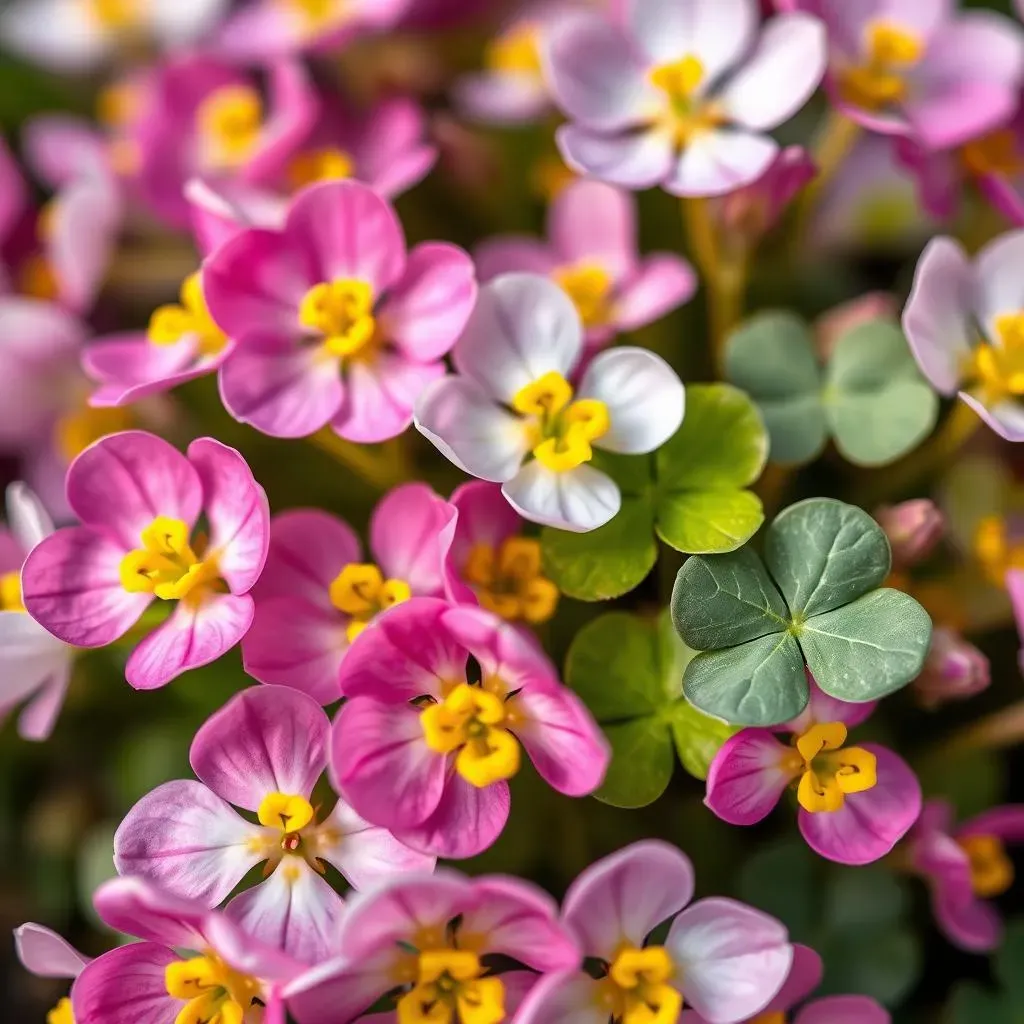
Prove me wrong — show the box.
[308,429,409,491]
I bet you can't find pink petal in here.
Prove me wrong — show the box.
[114,780,265,906]
[557,124,675,191]
[188,437,269,594]
[932,873,1002,952]
[243,60,319,187]
[705,730,795,826]
[21,526,151,647]
[71,943,178,1024]
[796,995,891,1024]
[17,660,72,741]
[550,179,637,281]
[15,923,89,978]
[474,237,557,282]
[371,482,453,595]
[84,332,211,408]
[454,71,551,125]
[352,96,437,198]
[440,603,556,682]
[958,391,1024,443]
[124,592,255,690]
[564,840,695,961]
[614,254,698,331]
[515,971,606,1024]
[907,80,1021,152]
[185,177,287,256]
[332,697,447,831]
[959,804,1024,843]
[285,951,403,1024]
[667,129,779,198]
[761,944,823,1015]
[91,876,208,949]
[226,858,346,965]
[798,744,922,865]
[201,910,304,983]
[786,676,877,733]
[0,136,27,242]
[242,596,348,704]
[66,431,203,550]
[191,684,330,809]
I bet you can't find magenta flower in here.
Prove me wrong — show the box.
[0,483,75,741]
[680,944,890,1024]
[705,677,921,865]
[15,922,90,1024]
[22,430,269,690]
[70,877,303,1024]
[332,598,609,858]
[285,870,580,1024]
[242,484,455,702]
[516,840,793,1024]
[911,626,991,709]
[1009,568,1024,675]
[115,685,433,964]
[781,0,1024,150]
[876,499,944,569]
[205,180,476,442]
[543,0,826,196]
[903,229,1024,441]
[475,179,696,349]
[443,480,560,626]
[908,799,1024,952]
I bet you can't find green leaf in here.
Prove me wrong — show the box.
[818,926,921,1007]
[737,840,820,941]
[657,490,765,556]
[798,589,932,702]
[596,718,676,808]
[765,498,891,616]
[757,394,830,466]
[949,984,1014,1024]
[671,548,789,650]
[683,632,808,726]
[668,700,739,780]
[826,866,908,930]
[995,920,1024,1010]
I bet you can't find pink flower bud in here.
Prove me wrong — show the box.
[912,627,991,709]
[876,499,945,569]
[814,292,899,361]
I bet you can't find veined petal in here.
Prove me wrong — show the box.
[665,130,779,198]
[91,876,209,949]
[550,179,637,281]
[15,923,89,978]
[705,730,795,826]
[614,255,697,331]
[502,461,621,533]
[515,971,606,1024]
[6,481,53,551]
[557,124,675,191]
[71,944,179,1024]
[285,950,401,1024]
[371,482,453,596]
[974,228,1024,334]
[761,945,823,1016]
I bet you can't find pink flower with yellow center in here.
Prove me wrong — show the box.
[15,923,90,1024]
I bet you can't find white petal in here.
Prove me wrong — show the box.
[415,376,530,482]
[0,610,66,662]
[557,124,675,190]
[665,129,778,197]
[6,482,53,551]
[720,14,827,131]
[1,0,112,71]
[502,462,621,532]
[149,0,229,45]
[974,229,1024,337]
[579,348,685,454]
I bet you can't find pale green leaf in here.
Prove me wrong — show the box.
[595,718,675,808]
[656,489,765,555]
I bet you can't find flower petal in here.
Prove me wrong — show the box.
[557,124,675,190]
[91,876,208,949]
[515,971,606,1024]
[796,995,891,1024]
[475,238,558,282]
[959,805,1024,843]
[285,951,403,1024]
[0,0,111,73]
[958,392,1024,443]
[614,255,697,331]
[7,480,53,551]
[974,228,1024,334]
[71,944,179,1024]
[371,482,453,596]
[705,730,794,826]
[762,944,823,1015]
[15,923,89,978]
[549,180,637,281]
[666,130,779,198]
[502,461,621,533]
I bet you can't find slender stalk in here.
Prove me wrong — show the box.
[308,429,409,491]
[929,699,1024,760]
[792,111,861,248]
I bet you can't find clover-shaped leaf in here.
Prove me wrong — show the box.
[542,384,767,601]
[565,609,737,807]
[726,313,939,467]
[672,498,932,726]
[949,920,1024,1024]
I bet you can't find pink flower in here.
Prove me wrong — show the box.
[70,877,303,1024]
[680,944,890,1024]
[332,598,609,858]
[475,179,696,349]
[705,676,921,865]
[285,870,580,1024]
[814,291,898,360]
[443,481,560,626]
[912,626,991,709]
[15,922,90,1024]
[782,0,1024,150]
[243,484,454,702]
[543,0,826,196]
[908,799,1024,952]
[516,840,794,1024]
[22,430,269,690]
[205,179,476,442]
[876,499,944,569]
[114,685,433,964]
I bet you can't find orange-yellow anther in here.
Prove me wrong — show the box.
[197,86,263,170]
[299,279,377,358]
[397,949,505,1024]
[552,263,614,329]
[54,404,134,463]
[973,515,1024,586]
[287,147,355,190]
[958,833,1015,898]
[962,129,1024,178]
[258,792,315,833]
[0,570,23,612]
[329,563,411,642]
[484,24,541,75]
[600,946,681,1024]
[84,0,140,28]
[839,20,923,110]
[966,312,1024,401]
[791,721,877,814]
[148,273,229,357]
[282,0,340,29]
[648,54,725,144]
[464,537,559,624]
[47,998,75,1024]
[166,953,259,1024]
[119,516,221,604]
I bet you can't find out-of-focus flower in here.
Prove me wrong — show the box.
[332,598,609,857]
[903,229,1024,442]
[876,499,944,569]
[0,0,228,72]
[217,0,410,62]
[114,685,433,964]
[911,626,990,709]
[242,485,454,702]
[206,180,476,442]
[516,840,794,1024]
[814,291,898,360]
[285,869,579,1024]
[475,179,696,349]
[71,877,304,1024]
[543,0,826,196]
[415,273,684,532]
[0,483,74,741]
[444,481,559,626]
[705,675,922,865]
[908,799,1024,952]
[22,431,269,690]
[15,922,90,1024]
[1007,568,1024,675]
[780,0,1024,150]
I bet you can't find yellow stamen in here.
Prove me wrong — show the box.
[281,0,339,29]
[649,54,725,145]
[0,570,24,612]
[966,311,1024,402]
[329,562,411,642]
[962,129,1024,178]
[197,85,263,170]
[552,263,614,329]
[530,153,577,202]
[793,721,877,814]
[601,946,681,1024]
[464,537,559,624]
[287,147,355,190]
[257,792,315,833]
[397,949,505,1024]
[84,0,140,28]
[148,272,229,358]
[299,279,378,359]
[47,997,75,1024]
[118,516,222,605]
[166,953,259,1024]
[972,515,1024,586]
[420,682,521,788]
[484,24,541,75]
[751,1014,787,1024]
[839,20,923,110]
[97,81,139,127]
[54,405,134,463]
[17,254,58,301]
[958,833,1015,898]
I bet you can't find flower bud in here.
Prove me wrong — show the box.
[815,291,899,361]
[912,627,991,709]
[876,499,945,569]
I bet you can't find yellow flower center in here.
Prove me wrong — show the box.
[531,153,577,202]
[839,20,923,110]
[965,312,1024,402]
[484,25,541,75]
[17,253,58,301]
[0,569,24,612]
[165,952,260,1024]
[148,272,229,358]
[329,563,411,642]
[197,86,264,171]
[299,279,379,359]
[958,833,1015,899]
[598,946,681,1024]
[973,515,1024,586]
[54,404,135,463]
[397,949,505,1024]
[648,55,726,145]
[83,0,140,28]
[552,263,614,329]
[257,791,316,834]
[118,516,223,605]
[962,128,1024,178]
[464,537,559,624]
[287,147,355,191]
[787,721,877,814]
[751,1014,787,1024]
[47,997,75,1024]
[512,371,610,473]
[280,0,340,29]
[420,681,521,789]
